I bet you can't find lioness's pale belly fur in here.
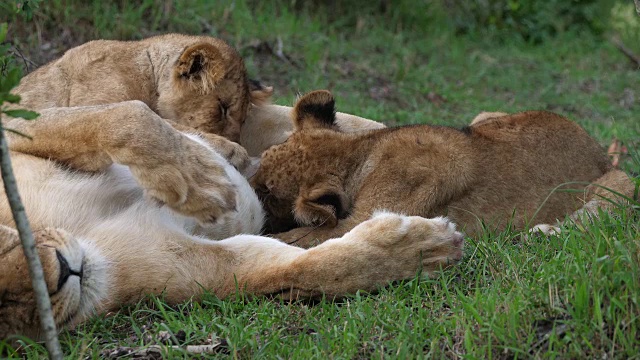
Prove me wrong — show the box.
[0,143,264,310]
[1,153,263,240]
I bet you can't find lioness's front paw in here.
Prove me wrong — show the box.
[348,212,464,277]
[133,139,237,225]
[200,134,250,172]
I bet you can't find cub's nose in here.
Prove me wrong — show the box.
[56,250,83,291]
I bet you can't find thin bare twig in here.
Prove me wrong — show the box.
[241,38,300,68]
[275,37,293,66]
[9,45,38,73]
[612,37,640,68]
[0,125,62,359]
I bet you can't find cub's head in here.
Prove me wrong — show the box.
[251,90,351,234]
[156,37,272,142]
[0,227,107,341]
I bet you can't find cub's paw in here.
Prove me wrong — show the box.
[133,138,237,225]
[200,133,250,172]
[524,224,561,241]
[348,212,464,277]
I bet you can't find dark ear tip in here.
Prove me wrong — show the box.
[295,90,336,125]
[297,90,335,108]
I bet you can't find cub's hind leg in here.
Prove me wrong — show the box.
[5,101,236,224]
[528,170,637,238]
[570,169,637,222]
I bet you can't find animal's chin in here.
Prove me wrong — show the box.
[71,243,110,326]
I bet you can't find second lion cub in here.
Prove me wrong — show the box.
[252,90,635,247]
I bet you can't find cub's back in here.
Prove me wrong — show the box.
[468,110,610,178]
[447,111,611,233]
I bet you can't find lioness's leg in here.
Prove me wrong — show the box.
[6,101,236,224]
[2,213,462,336]
[171,213,464,300]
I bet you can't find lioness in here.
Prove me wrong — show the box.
[0,35,463,339]
[251,90,637,247]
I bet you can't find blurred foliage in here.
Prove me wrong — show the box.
[0,0,635,46]
[610,1,640,43]
[443,0,619,42]
[244,0,437,33]
[0,23,38,122]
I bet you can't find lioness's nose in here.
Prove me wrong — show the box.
[56,251,83,291]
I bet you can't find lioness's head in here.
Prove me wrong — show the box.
[156,37,272,142]
[0,227,107,340]
[251,90,355,233]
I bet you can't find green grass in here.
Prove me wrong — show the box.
[2,0,640,358]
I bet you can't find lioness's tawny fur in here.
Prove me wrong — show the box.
[0,35,456,341]
[252,90,637,247]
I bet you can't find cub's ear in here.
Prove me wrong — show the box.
[294,186,348,228]
[292,90,338,131]
[248,79,273,106]
[175,42,226,94]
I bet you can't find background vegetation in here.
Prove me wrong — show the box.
[1,0,639,358]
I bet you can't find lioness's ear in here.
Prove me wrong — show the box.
[294,187,348,228]
[175,42,226,93]
[248,79,273,106]
[292,90,338,131]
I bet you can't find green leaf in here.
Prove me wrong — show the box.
[6,67,21,88]
[4,93,20,103]
[2,109,39,120]
[0,68,22,93]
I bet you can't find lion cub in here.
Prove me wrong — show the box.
[11,33,274,171]
[252,90,635,247]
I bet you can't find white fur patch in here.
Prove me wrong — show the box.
[182,133,265,237]
[75,239,110,323]
[431,216,457,232]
